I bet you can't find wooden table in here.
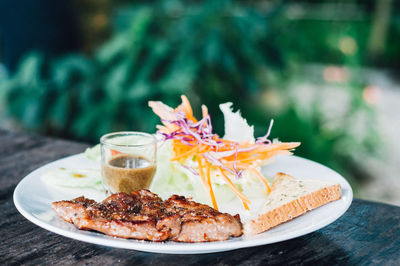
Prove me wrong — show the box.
[1,129,399,265]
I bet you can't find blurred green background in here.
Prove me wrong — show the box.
[0,0,399,202]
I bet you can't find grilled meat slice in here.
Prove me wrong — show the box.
[52,190,242,242]
[164,195,243,242]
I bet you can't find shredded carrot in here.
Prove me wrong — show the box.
[196,157,207,185]
[206,163,218,210]
[251,168,271,194]
[201,105,208,118]
[219,168,250,210]
[171,146,199,161]
[177,95,196,122]
[197,157,218,210]
[110,149,120,156]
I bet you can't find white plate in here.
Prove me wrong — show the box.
[13,154,352,254]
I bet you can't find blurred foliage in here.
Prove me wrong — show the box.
[71,0,113,54]
[0,0,384,186]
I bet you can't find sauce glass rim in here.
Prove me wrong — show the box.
[100,131,157,148]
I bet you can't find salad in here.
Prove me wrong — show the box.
[148,96,300,210]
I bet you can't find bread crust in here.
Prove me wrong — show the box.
[243,173,341,235]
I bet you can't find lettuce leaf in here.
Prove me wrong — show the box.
[219,102,255,143]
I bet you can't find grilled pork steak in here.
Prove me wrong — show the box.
[51,190,242,242]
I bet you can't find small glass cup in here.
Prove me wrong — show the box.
[100,131,157,194]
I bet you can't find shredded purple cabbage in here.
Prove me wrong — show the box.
[256,119,274,145]
[157,111,274,180]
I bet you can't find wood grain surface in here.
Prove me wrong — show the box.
[0,129,399,266]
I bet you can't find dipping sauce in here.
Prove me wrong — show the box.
[102,154,156,194]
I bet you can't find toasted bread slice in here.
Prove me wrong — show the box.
[243,172,341,236]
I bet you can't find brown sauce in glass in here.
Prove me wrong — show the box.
[102,154,156,194]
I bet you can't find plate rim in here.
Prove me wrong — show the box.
[13,154,353,254]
